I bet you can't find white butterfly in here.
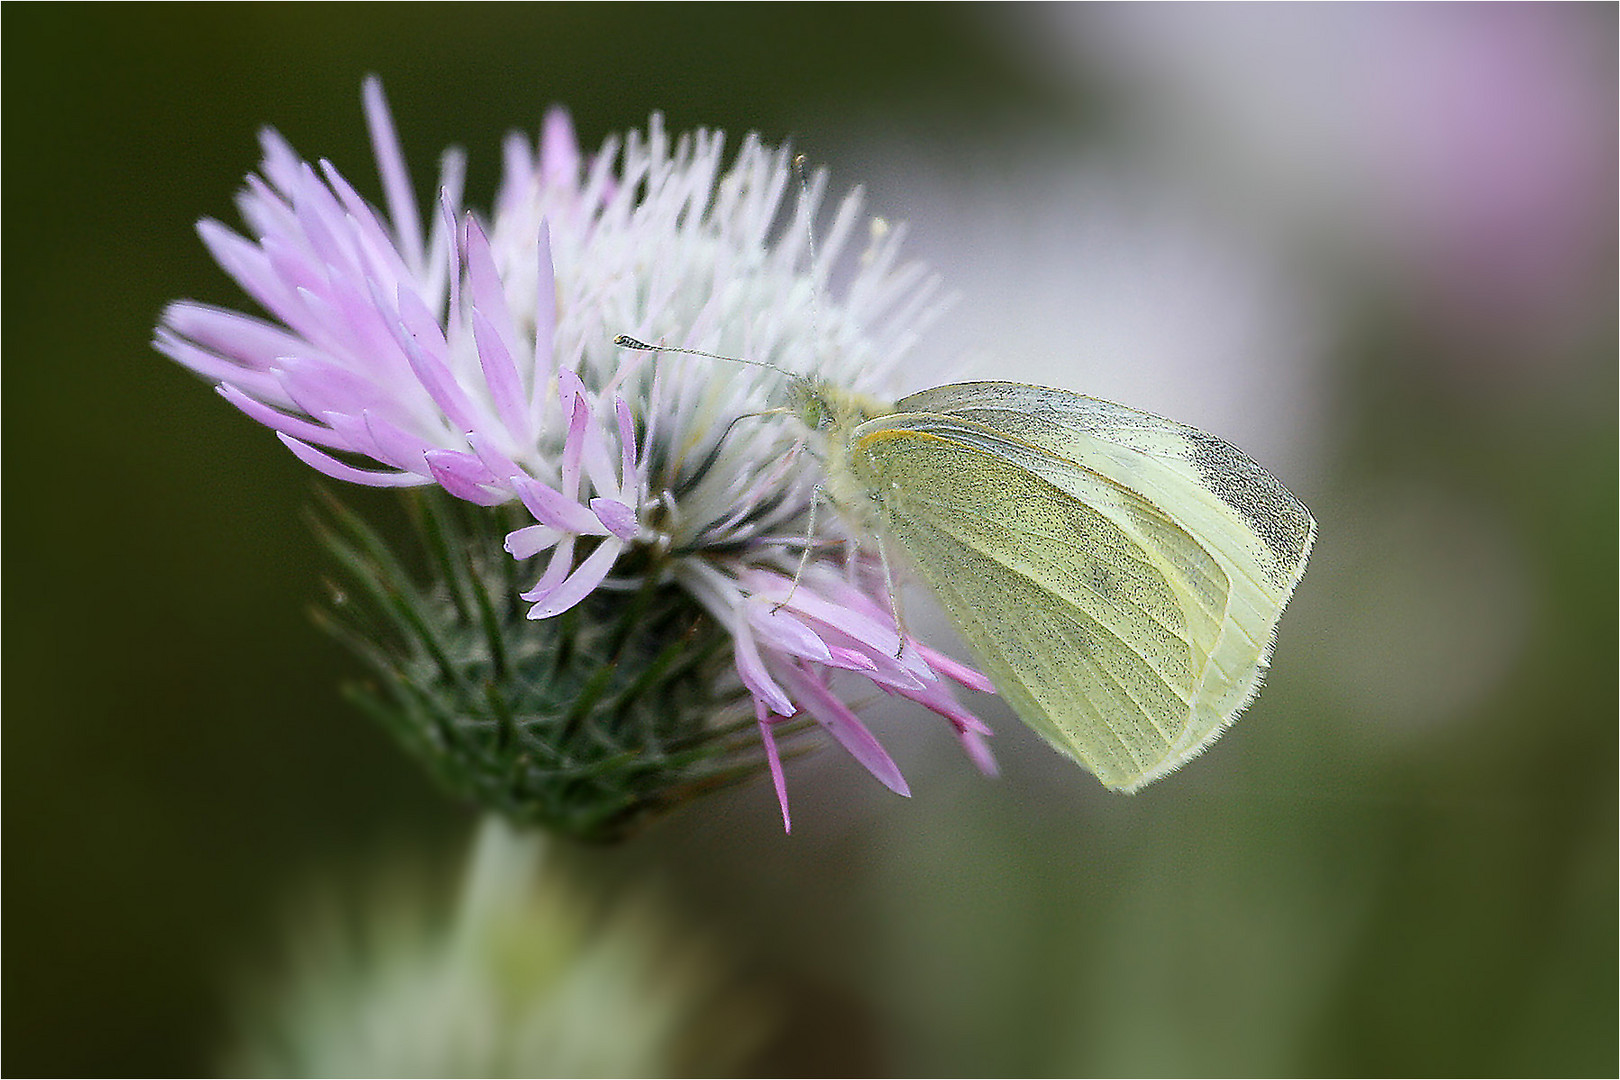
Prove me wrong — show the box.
[617,335,1315,791]
[803,378,1315,791]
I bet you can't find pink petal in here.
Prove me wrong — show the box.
[581,421,622,502]
[557,366,587,406]
[439,191,462,329]
[525,538,623,619]
[384,279,450,364]
[275,356,393,421]
[756,700,792,835]
[615,398,639,489]
[153,329,290,407]
[424,450,508,505]
[960,729,999,778]
[511,474,604,535]
[826,646,880,672]
[890,677,993,738]
[217,384,347,449]
[521,535,576,602]
[361,76,424,270]
[730,620,795,717]
[465,430,524,489]
[463,215,519,367]
[746,602,834,665]
[161,302,310,376]
[550,370,619,499]
[197,219,300,327]
[317,412,384,462]
[779,662,910,797]
[326,280,419,388]
[289,162,357,273]
[557,375,590,498]
[261,242,330,319]
[434,149,467,228]
[532,220,557,389]
[913,642,996,694]
[504,523,562,559]
[540,107,581,190]
[589,498,639,542]
[285,285,382,373]
[256,125,303,194]
[497,131,535,220]
[746,568,906,665]
[472,307,532,443]
[418,449,495,485]
[238,173,297,240]
[278,433,429,487]
[361,410,440,473]
[318,159,414,289]
[395,310,488,437]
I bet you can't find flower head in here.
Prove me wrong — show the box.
[156,78,996,834]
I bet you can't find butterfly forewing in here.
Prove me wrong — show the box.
[894,382,1316,775]
[896,382,1314,594]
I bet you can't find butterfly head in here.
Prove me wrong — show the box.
[787,376,893,445]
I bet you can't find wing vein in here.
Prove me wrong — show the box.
[911,496,1203,653]
[892,510,1190,749]
[918,552,1165,767]
[906,503,1204,695]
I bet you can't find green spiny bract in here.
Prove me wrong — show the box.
[313,488,813,842]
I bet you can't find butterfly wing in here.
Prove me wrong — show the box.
[896,382,1315,764]
[848,417,1236,790]
[884,384,1315,781]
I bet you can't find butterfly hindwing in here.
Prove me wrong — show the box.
[849,418,1234,789]
[893,382,1316,763]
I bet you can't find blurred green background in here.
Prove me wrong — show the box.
[5,5,1615,1075]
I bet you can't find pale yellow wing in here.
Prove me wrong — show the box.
[848,419,1234,790]
[894,382,1315,772]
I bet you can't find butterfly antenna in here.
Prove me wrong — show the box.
[613,335,799,382]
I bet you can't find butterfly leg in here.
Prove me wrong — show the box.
[873,529,909,659]
[773,483,824,613]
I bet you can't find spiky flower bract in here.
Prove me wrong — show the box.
[156,78,996,837]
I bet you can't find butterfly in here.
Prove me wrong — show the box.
[798,377,1314,791]
[619,337,1316,791]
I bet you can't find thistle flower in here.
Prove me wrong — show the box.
[155,78,995,837]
